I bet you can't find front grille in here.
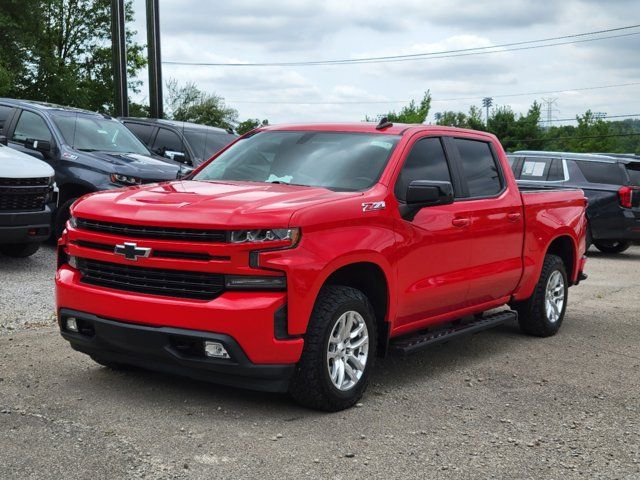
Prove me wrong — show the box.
[73,240,228,262]
[0,177,49,186]
[0,182,50,211]
[77,258,224,300]
[75,218,227,243]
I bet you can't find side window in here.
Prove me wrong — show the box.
[152,128,184,155]
[455,138,502,197]
[547,158,565,181]
[508,156,524,179]
[125,123,155,144]
[520,157,552,181]
[395,137,452,202]
[11,110,52,143]
[0,105,16,134]
[575,161,623,185]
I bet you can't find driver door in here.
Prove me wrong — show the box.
[393,135,472,332]
[7,109,54,163]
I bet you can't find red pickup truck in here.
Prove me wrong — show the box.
[56,122,588,411]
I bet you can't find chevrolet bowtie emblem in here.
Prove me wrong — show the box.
[114,242,152,261]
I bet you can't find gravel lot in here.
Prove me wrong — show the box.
[1,245,639,479]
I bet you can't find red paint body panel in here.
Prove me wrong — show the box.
[56,123,587,366]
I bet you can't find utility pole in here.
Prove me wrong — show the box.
[541,97,559,129]
[146,0,163,118]
[110,0,128,117]
[482,97,493,125]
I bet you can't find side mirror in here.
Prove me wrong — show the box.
[0,135,7,146]
[25,138,52,154]
[406,180,454,207]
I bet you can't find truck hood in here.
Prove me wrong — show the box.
[73,180,361,228]
[76,150,182,180]
[0,145,54,178]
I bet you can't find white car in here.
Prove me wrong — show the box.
[0,139,57,257]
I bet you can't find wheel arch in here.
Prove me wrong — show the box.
[321,260,392,357]
[545,234,576,283]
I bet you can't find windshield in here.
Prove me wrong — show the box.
[193,131,400,191]
[52,113,151,155]
[183,129,234,164]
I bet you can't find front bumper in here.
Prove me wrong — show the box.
[0,204,53,244]
[59,309,296,393]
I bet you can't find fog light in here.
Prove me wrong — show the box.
[68,255,78,269]
[204,341,230,359]
[66,317,78,332]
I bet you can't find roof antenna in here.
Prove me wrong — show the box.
[376,116,393,130]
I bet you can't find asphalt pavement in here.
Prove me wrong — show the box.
[1,245,639,479]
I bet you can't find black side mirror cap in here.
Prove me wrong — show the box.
[25,138,52,153]
[0,135,7,146]
[406,180,454,207]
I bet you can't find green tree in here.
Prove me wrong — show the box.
[236,118,269,135]
[366,91,432,124]
[435,105,485,130]
[0,0,146,113]
[165,79,238,130]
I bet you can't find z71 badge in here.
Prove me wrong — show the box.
[362,201,386,212]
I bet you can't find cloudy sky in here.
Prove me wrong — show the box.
[129,0,640,125]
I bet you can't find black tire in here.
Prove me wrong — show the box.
[289,285,377,411]
[54,197,78,240]
[0,242,41,258]
[511,254,568,337]
[91,356,131,371]
[593,240,632,254]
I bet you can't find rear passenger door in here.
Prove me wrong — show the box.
[451,138,524,306]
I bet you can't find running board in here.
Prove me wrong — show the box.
[390,310,518,356]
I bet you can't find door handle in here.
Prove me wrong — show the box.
[507,212,522,222]
[452,217,470,228]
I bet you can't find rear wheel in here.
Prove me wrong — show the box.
[289,285,377,411]
[511,254,568,337]
[593,240,631,254]
[0,242,41,258]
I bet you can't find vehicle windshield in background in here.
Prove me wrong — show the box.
[52,113,151,155]
[625,163,640,186]
[194,131,400,191]
[183,129,234,164]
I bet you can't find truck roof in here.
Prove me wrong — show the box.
[261,122,496,138]
[0,97,102,116]
[511,150,625,164]
[119,117,233,135]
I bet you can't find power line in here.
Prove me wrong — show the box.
[162,24,640,67]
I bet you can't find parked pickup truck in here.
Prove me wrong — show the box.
[56,122,588,411]
[0,137,57,257]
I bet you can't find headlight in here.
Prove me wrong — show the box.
[68,215,77,229]
[229,228,300,244]
[110,173,141,186]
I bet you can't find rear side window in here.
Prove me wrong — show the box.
[11,110,52,143]
[125,122,155,144]
[626,164,640,186]
[0,105,15,133]
[518,157,565,182]
[575,161,623,185]
[395,137,452,202]
[455,138,502,197]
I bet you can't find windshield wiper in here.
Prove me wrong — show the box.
[267,181,310,187]
[76,148,100,152]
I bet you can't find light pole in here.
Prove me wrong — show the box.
[110,0,128,117]
[482,97,493,126]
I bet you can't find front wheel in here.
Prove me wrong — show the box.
[54,197,79,240]
[511,254,568,337]
[289,285,377,411]
[0,242,41,258]
[593,240,632,254]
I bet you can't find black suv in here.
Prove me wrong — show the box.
[0,99,188,237]
[508,151,640,254]
[120,118,237,167]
